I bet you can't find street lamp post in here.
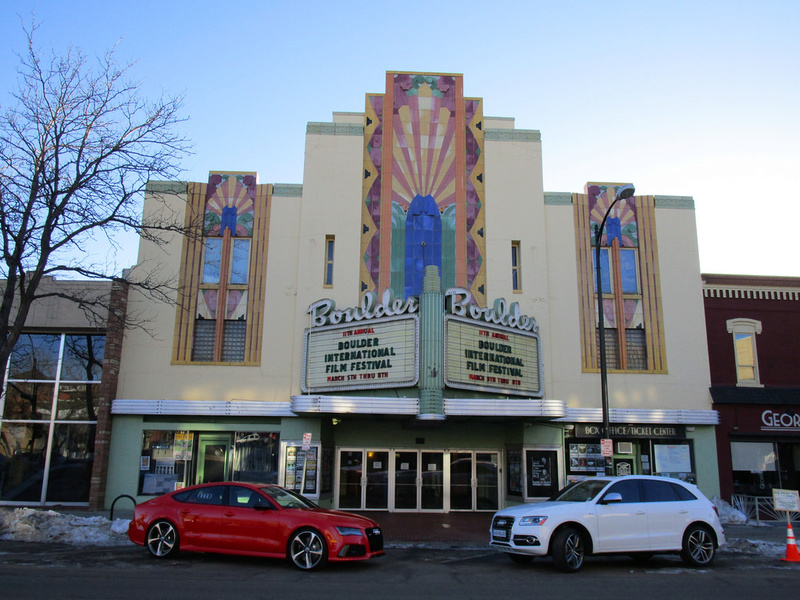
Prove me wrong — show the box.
[594,184,635,475]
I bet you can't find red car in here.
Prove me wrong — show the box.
[128,482,385,570]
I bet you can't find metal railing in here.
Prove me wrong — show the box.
[731,494,799,526]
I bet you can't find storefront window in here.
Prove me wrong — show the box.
[7,334,61,380]
[567,442,604,481]
[232,432,279,483]
[138,430,280,495]
[45,423,96,502]
[1,333,104,505]
[0,422,49,502]
[730,441,778,496]
[653,442,695,483]
[284,446,318,495]
[506,449,522,498]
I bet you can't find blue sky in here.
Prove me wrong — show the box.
[2,0,798,277]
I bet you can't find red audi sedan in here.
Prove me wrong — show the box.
[128,482,385,570]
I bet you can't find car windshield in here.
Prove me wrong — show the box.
[551,478,611,502]
[259,486,318,509]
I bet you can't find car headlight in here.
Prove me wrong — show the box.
[335,526,363,536]
[519,516,547,526]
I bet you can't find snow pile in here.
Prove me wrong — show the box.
[0,508,131,546]
[722,536,784,557]
[712,497,747,525]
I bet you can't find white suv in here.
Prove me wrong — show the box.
[490,475,725,572]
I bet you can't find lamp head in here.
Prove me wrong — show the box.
[615,184,635,200]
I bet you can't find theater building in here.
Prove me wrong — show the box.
[102,72,720,512]
[703,274,800,515]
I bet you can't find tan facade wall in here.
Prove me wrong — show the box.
[116,117,712,416]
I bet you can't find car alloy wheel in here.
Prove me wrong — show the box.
[551,527,585,573]
[289,528,328,571]
[681,525,715,567]
[146,520,179,558]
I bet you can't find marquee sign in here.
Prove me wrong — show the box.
[302,315,419,393]
[444,316,542,397]
[303,287,544,397]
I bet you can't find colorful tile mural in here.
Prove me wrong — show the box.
[360,72,486,305]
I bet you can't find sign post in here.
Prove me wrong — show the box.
[601,438,614,476]
[773,488,800,563]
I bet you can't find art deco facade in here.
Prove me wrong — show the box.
[100,72,720,512]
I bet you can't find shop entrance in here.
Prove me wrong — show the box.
[195,434,231,484]
[337,449,499,512]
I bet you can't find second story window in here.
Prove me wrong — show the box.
[574,183,667,374]
[324,235,335,287]
[511,241,521,292]
[173,173,271,366]
[726,318,762,387]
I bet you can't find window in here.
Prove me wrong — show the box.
[641,480,680,502]
[726,319,762,387]
[138,430,280,496]
[174,173,270,365]
[730,441,778,495]
[576,185,666,374]
[592,244,647,371]
[229,486,262,508]
[1,333,104,504]
[324,235,335,287]
[511,241,521,292]
[605,479,642,503]
[180,485,225,505]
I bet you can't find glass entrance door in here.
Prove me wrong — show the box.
[394,451,418,510]
[337,449,498,512]
[421,452,444,510]
[450,451,500,511]
[338,449,389,510]
[196,434,231,484]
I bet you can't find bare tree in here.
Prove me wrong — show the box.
[0,23,191,386]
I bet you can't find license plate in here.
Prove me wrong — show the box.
[493,529,508,539]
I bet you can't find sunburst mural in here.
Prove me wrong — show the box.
[360,72,485,304]
[588,184,638,248]
[204,174,256,237]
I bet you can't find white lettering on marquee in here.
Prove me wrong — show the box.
[308,289,418,327]
[445,288,539,333]
[308,287,539,334]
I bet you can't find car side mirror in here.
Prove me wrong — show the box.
[600,492,623,504]
[253,500,273,511]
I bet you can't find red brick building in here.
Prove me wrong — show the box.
[703,274,800,506]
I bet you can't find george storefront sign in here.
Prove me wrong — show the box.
[761,409,800,432]
[444,316,542,397]
[302,315,419,393]
[575,424,686,439]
